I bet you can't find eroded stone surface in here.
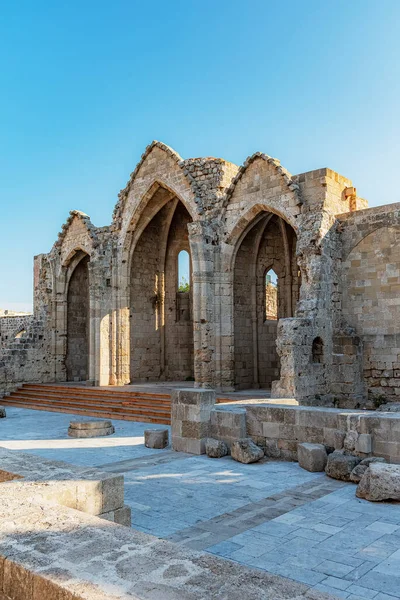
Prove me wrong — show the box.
[325,450,361,481]
[350,456,386,483]
[231,439,264,464]
[205,438,228,458]
[356,462,400,501]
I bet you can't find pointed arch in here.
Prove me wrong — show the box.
[222,152,302,214]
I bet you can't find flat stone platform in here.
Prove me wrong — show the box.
[1,406,400,599]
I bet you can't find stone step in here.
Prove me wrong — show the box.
[4,395,171,417]
[13,389,171,408]
[22,384,171,400]
[1,398,171,424]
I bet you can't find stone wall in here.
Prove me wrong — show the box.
[0,313,33,348]
[339,204,400,405]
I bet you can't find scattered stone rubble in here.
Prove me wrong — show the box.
[231,438,264,464]
[350,456,386,483]
[325,450,361,481]
[205,438,228,458]
[356,463,400,502]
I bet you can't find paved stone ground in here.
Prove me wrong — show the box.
[1,407,400,600]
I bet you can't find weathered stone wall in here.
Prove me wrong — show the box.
[339,204,400,405]
[3,140,400,407]
[0,314,33,348]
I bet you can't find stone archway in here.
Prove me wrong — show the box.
[66,254,90,381]
[130,197,194,382]
[233,213,299,389]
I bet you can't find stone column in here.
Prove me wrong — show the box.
[188,221,217,388]
[171,388,216,454]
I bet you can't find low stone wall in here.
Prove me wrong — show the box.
[170,389,400,464]
[239,404,400,464]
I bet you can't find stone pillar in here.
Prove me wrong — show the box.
[171,388,216,454]
[188,221,217,388]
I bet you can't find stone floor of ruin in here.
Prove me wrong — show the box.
[1,406,400,600]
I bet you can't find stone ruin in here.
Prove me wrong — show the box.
[1,140,400,409]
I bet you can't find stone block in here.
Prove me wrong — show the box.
[205,438,228,458]
[297,443,327,472]
[231,439,264,464]
[171,388,216,406]
[144,428,169,449]
[350,456,386,483]
[333,429,346,450]
[262,422,280,439]
[101,504,132,527]
[3,559,34,600]
[325,450,361,481]
[263,439,280,458]
[356,462,400,501]
[344,430,358,452]
[356,433,372,454]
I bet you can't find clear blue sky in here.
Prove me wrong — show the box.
[1,0,399,311]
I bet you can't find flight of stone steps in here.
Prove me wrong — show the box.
[1,384,172,425]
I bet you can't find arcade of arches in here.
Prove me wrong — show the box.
[7,140,400,410]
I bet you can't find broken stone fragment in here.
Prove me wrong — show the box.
[205,438,228,458]
[297,443,327,472]
[325,450,361,481]
[144,428,169,449]
[350,457,386,483]
[356,463,400,501]
[231,439,264,464]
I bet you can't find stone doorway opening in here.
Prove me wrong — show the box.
[66,252,90,382]
[130,193,194,383]
[233,212,299,389]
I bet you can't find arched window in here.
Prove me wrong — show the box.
[265,269,278,320]
[312,337,324,364]
[178,250,190,293]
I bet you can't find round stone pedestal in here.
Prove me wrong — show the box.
[144,428,169,449]
[68,420,115,438]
